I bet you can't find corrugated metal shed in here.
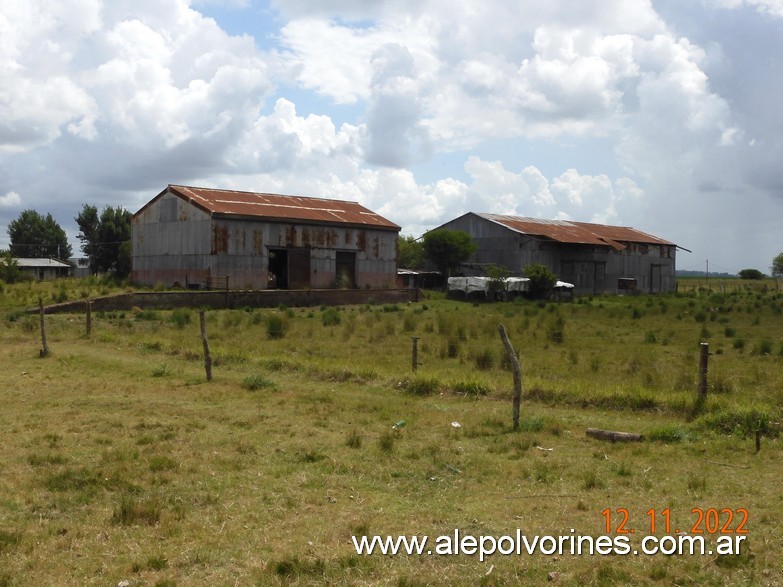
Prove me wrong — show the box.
[134,185,399,231]
[478,214,675,248]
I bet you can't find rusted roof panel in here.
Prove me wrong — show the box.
[157,185,400,230]
[478,214,674,247]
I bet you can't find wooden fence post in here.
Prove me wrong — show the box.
[411,336,419,372]
[39,296,49,357]
[200,310,212,381]
[85,300,92,336]
[698,342,709,400]
[497,324,522,431]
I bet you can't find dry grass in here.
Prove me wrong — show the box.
[0,279,781,585]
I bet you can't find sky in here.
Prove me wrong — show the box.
[2,0,783,275]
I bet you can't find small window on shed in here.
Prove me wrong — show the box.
[618,278,637,292]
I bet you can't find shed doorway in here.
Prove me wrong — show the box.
[268,248,288,289]
[335,251,357,288]
[268,247,311,289]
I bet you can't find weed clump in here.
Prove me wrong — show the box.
[451,380,490,396]
[473,347,495,370]
[398,376,441,396]
[345,430,362,449]
[647,425,692,443]
[378,431,396,452]
[243,374,276,391]
[266,314,288,339]
[545,314,565,343]
[696,408,775,437]
[269,555,326,579]
[112,495,162,526]
[170,308,191,328]
[321,307,341,326]
[0,529,21,554]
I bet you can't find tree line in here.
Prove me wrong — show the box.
[2,205,131,282]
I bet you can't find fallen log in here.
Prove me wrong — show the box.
[586,428,643,442]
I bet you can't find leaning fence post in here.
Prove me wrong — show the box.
[39,296,49,357]
[698,342,709,400]
[200,310,212,381]
[497,324,523,431]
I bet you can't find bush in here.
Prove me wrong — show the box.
[321,307,341,326]
[266,314,288,339]
[738,268,765,280]
[524,263,557,300]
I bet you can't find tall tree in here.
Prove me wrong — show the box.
[773,252,783,278]
[8,210,72,259]
[76,204,132,277]
[398,235,425,269]
[422,229,476,276]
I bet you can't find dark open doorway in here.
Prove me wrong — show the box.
[268,248,288,289]
[268,247,311,289]
[335,251,357,288]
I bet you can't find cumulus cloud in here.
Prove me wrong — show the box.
[0,0,781,272]
[707,0,783,18]
[0,191,21,207]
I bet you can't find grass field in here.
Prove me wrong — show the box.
[0,278,781,586]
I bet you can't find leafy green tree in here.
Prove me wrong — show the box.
[422,229,476,276]
[0,250,23,283]
[738,268,765,280]
[75,204,132,277]
[8,210,72,259]
[773,252,783,278]
[524,263,557,299]
[398,235,425,269]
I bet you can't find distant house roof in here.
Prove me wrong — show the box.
[476,213,675,250]
[6,258,71,269]
[134,185,400,231]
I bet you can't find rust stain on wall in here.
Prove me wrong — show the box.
[253,230,263,255]
[286,226,297,246]
[357,230,367,252]
[212,225,228,255]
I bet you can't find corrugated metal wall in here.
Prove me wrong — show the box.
[132,191,398,289]
[438,213,676,295]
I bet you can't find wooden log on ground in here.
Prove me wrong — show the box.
[586,428,643,442]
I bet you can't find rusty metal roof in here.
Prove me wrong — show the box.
[478,214,674,248]
[137,185,400,230]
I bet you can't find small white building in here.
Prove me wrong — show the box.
[4,258,72,280]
